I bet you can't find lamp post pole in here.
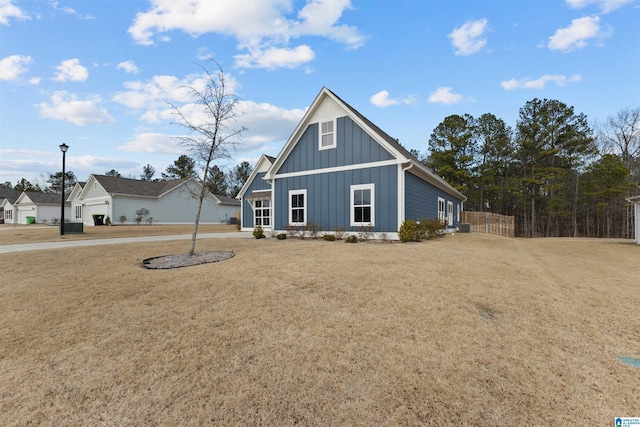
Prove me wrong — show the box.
[59,143,69,236]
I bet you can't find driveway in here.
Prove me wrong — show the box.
[0,232,251,254]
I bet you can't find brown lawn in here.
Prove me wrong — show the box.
[0,232,638,425]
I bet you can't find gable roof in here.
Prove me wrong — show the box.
[266,87,465,201]
[91,175,189,197]
[0,185,20,201]
[211,193,241,206]
[17,191,71,205]
[236,154,276,199]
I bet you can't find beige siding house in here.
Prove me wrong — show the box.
[70,175,240,226]
[13,191,71,224]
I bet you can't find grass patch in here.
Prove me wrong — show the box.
[0,234,638,425]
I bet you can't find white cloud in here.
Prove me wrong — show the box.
[564,0,636,13]
[127,0,366,70]
[448,18,488,56]
[369,90,417,108]
[113,74,209,109]
[119,132,184,154]
[428,87,464,105]
[49,1,94,19]
[0,0,30,25]
[234,45,315,70]
[117,60,139,74]
[0,54,32,80]
[501,74,583,90]
[53,58,89,82]
[37,91,116,125]
[235,100,305,148]
[548,16,608,52]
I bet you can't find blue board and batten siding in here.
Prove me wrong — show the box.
[405,172,461,226]
[274,165,397,232]
[278,117,394,174]
[241,171,270,228]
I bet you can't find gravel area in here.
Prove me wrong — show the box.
[142,251,234,269]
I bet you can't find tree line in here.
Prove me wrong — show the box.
[416,100,639,238]
[2,155,253,199]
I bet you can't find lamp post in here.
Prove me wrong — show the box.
[59,143,69,235]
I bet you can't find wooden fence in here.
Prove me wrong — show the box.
[461,211,515,238]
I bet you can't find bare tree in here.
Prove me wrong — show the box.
[170,60,245,255]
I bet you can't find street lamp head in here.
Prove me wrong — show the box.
[59,143,69,153]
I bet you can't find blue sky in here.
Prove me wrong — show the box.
[1,0,639,185]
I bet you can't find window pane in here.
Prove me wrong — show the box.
[255,200,261,208]
[292,195,298,208]
[256,218,262,226]
[362,189,371,205]
[298,194,304,207]
[322,134,333,147]
[263,209,269,217]
[362,207,371,223]
[263,200,270,207]
[355,207,363,223]
[263,218,270,226]
[354,189,363,205]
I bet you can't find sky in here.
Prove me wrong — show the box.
[1,0,639,186]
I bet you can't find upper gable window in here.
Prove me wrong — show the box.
[319,119,336,150]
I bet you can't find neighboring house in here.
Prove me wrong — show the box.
[628,194,640,244]
[0,185,20,224]
[1,197,18,224]
[13,191,71,224]
[238,87,466,237]
[70,174,240,226]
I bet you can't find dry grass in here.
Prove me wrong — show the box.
[0,224,238,246]
[0,233,638,425]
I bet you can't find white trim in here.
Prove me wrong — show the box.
[274,159,401,180]
[350,183,375,227]
[399,163,412,230]
[288,189,307,226]
[438,197,445,223]
[318,118,337,150]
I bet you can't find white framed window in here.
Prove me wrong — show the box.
[319,119,336,150]
[288,189,307,226]
[350,183,375,226]
[447,201,454,226]
[75,205,82,220]
[5,209,12,220]
[437,197,445,223]
[254,199,271,227]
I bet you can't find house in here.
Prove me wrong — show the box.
[70,174,240,226]
[628,194,640,244]
[12,191,71,224]
[238,87,466,238]
[1,185,20,224]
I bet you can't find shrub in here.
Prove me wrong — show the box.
[357,224,374,241]
[286,225,305,239]
[307,221,320,239]
[236,217,241,231]
[398,219,425,242]
[333,226,346,240]
[135,215,143,225]
[119,215,127,224]
[275,233,287,240]
[378,231,391,243]
[322,234,336,241]
[147,216,154,225]
[105,216,112,226]
[253,225,266,239]
[420,217,446,239]
[345,235,358,243]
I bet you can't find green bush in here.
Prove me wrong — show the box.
[276,233,287,240]
[420,217,446,238]
[345,235,358,243]
[119,215,127,224]
[105,216,112,226]
[253,225,265,239]
[322,234,336,241]
[398,219,425,242]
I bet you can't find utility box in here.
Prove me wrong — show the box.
[64,222,84,234]
[458,223,472,233]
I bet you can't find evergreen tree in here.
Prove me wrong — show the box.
[161,155,197,180]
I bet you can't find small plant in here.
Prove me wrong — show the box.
[378,231,391,243]
[105,216,112,226]
[119,215,127,224]
[146,216,154,225]
[276,233,287,240]
[306,221,320,239]
[322,234,336,241]
[357,224,374,241]
[420,217,446,239]
[333,225,345,240]
[236,217,241,231]
[253,225,266,239]
[398,219,425,242]
[286,225,305,239]
[345,235,358,243]
[135,215,143,225]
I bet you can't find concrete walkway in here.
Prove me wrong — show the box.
[0,232,251,254]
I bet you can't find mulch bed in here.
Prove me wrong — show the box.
[142,251,234,269]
